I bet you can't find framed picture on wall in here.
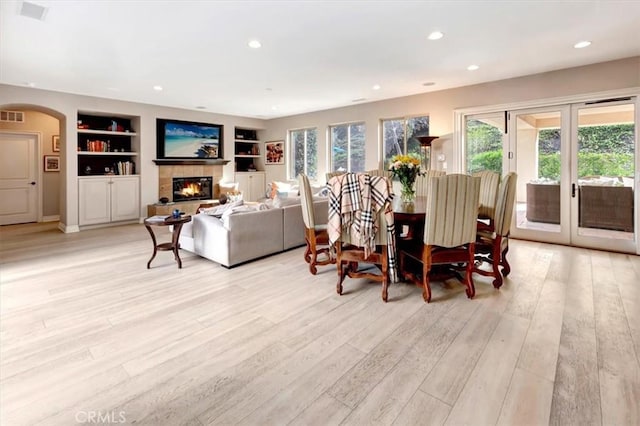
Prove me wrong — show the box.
[52,135,60,152]
[265,140,284,165]
[44,155,60,172]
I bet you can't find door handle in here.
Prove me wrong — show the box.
[572,183,576,198]
[30,181,36,185]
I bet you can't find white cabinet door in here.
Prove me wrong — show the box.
[78,178,111,225]
[236,172,265,201]
[111,176,140,221]
[248,172,265,201]
[79,176,140,225]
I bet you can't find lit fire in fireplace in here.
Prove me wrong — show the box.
[172,176,213,202]
[180,182,201,197]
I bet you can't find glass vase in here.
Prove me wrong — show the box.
[400,182,416,204]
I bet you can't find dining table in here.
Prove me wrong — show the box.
[392,196,428,241]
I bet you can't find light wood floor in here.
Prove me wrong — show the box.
[1,222,639,425]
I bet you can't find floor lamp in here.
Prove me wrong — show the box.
[416,136,439,171]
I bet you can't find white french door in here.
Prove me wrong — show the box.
[506,98,638,253]
[569,99,637,253]
[508,106,571,245]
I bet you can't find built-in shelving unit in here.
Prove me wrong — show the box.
[77,113,139,176]
[234,127,262,172]
[77,112,141,227]
[234,127,265,201]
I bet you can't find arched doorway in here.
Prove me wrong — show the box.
[0,104,67,226]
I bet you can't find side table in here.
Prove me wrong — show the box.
[143,215,192,269]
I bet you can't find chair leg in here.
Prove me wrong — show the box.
[303,238,311,264]
[336,243,345,296]
[421,247,432,303]
[381,245,388,303]
[491,236,503,289]
[464,243,476,299]
[501,244,511,277]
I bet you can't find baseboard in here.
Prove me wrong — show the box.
[58,222,80,233]
[42,215,60,222]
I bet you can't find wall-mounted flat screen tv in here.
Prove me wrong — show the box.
[156,118,223,159]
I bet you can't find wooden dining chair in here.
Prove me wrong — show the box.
[299,173,334,274]
[415,170,446,197]
[328,173,396,302]
[473,170,500,231]
[398,174,481,302]
[474,172,517,288]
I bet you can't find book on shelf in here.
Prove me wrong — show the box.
[116,161,134,175]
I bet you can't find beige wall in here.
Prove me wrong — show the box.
[0,88,266,231]
[262,56,640,184]
[0,110,60,217]
[1,56,638,231]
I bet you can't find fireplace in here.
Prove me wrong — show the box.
[172,176,213,202]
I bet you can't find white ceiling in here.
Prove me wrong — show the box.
[2,0,640,119]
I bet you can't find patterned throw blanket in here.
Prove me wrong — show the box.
[327,173,397,282]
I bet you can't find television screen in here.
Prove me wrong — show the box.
[156,118,223,159]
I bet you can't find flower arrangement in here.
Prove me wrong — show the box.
[388,154,424,202]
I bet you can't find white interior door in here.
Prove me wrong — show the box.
[0,132,39,225]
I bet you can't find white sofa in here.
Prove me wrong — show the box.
[179,199,329,267]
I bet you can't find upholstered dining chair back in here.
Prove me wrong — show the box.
[298,173,316,229]
[494,172,518,237]
[365,169,391,178]
[424,174,481,248]
[473,172,517,289]
[415,170,446,197]
[473,170,500,220]
[325,171,346,183]
[298,173,334,275]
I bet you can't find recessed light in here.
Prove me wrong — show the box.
[20,1,47,21]
[107,87,120,92]
[196,106,206,110]
[24,82,36,87]
[372,84,381,90]
[248,39,262,49]
[271,106,278,110]
[467,64,479,71]
[427,31,444,40]
[352,98,367,102]
[153,85,163,91]
[422,82,435,86]
[265,88,273,91]
[574,40,591,49]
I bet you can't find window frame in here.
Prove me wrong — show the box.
[380,115,430,169]
[288,127,318,179]
[329,121,366,173]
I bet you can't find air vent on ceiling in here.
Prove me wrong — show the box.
[19,1,48,21]
[0,110,25,123]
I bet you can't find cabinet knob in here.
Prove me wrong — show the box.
[30,181,36,185]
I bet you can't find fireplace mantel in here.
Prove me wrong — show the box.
[153,159,230,166]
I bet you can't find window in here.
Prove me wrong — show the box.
[382,116,429,169]
[330,122,365,173]
[465,113,504,174]
[290,128,317,179]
